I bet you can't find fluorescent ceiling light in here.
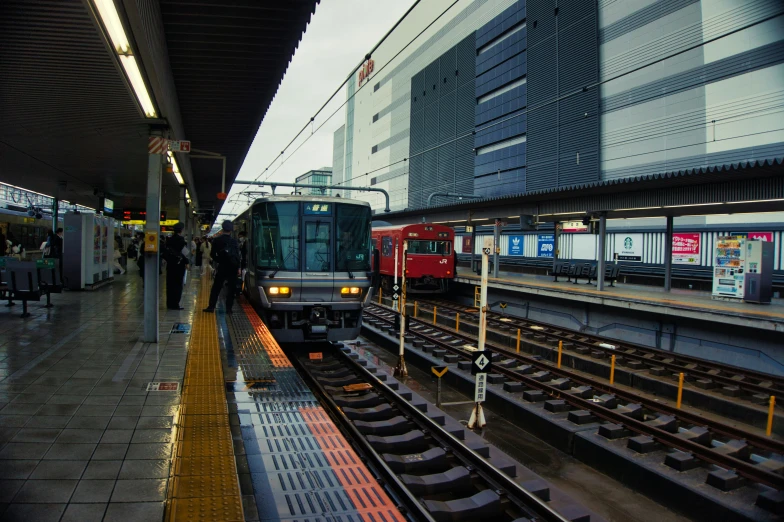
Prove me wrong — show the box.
[727,198,784,205]
[169,156,184,185]
[93,0,130,53]
[662,203,723,209]
[119,55,156,118]
[92,0,157,118]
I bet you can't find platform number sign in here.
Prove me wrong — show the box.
[471,351,492,375]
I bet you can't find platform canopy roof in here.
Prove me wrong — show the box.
[0,0,318,221]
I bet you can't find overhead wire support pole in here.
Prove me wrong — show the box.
[394,240,408,377]
[235,181,392,212]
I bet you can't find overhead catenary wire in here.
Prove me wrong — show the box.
[252,0,464,187]
[225,8,783,217]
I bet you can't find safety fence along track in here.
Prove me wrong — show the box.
[364,303,784,517]
[292,344,578,522]
[415,297,784,401]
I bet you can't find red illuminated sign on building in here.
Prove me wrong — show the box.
[358,59,375,86]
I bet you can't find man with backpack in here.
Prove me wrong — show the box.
[203,220,241,314]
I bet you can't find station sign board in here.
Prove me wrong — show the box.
[561,221,588,233]
[168,140,191,153]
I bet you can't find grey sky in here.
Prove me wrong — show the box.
[219,0,417,220]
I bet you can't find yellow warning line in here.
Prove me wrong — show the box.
[165,277,244,522]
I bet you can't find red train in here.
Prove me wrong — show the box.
[371,223,456,293]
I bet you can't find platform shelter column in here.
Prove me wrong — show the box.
[493,220,501,278]
[144,131,165,343]
[597,213,607,291]
[664,215,673,292]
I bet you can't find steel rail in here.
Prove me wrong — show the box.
[416,298,784,398]
[292,350,437,522]
[365,307,784,491]
[296,346,572,522]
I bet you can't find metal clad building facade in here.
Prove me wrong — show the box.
[333,0,784,212]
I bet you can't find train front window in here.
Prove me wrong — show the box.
[336,205,371,271]
[252,202,300,270]
[407,240,451,255]
[305,220,330,271]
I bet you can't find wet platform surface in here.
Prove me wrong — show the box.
[0,264,196,521]
[221,300,405,522]
[455,269,784,330]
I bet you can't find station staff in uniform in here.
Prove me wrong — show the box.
[165,223,190,310]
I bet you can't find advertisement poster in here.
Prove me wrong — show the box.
[462,236,473,254]
[673,233,700,265]
[537,234,554,258]
[93,217,101,265]
[101,222,108,264]
[507,235,524,256]
[615,233,643,262]
[748,231,773,242]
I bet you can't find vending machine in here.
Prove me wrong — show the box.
[712,236,745,299]
[744,240,774,304]
[63,212,115,290]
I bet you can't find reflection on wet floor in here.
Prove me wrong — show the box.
[350,339,693,522]
[219,305,403,522]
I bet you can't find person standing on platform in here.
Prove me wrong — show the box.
[194,237,203,270]
[203,221,240,314]
[200,237,212,276]
[164,223,190,310]
[50,227,64,282]
[0,231,7,256]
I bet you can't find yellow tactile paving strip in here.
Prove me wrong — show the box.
[165,277,244,522]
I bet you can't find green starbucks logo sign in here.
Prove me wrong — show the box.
[624,237,633,249]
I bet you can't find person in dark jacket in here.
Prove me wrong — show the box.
[49,228,64,282]
[203,221,240,314]
[165,223,190,309]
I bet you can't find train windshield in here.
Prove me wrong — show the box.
[252,202,300,270]
[336,205,371,271]
[407,240,451,255]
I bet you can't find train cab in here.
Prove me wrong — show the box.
[236,195,374,343]
[372,223,455,293]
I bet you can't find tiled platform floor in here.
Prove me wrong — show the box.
[0,263,200,521]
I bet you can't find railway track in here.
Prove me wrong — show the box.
[410,297,784,404]
[293,344,582,522]
[364,304,784,497]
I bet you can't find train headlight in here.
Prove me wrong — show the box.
[341,287,361,297]
[268,287,290,297]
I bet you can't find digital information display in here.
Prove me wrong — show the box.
[122,210,167,221]
[304,203,331,215]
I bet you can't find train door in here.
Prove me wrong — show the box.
[301,216,333,303]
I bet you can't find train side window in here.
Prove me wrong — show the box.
[382,236,392,256]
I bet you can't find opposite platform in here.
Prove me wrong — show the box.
[456,270,784,332]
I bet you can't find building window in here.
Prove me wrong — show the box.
[373,113,379,123]
[372,145,378,154]
[374,82,380,92]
